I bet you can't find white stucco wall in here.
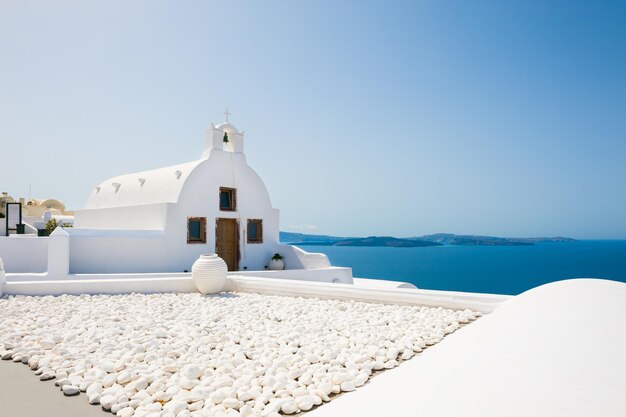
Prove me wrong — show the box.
[68,230,177,274]
[0,236,48,273]
[74,203,170,230]
[165,149,280,272]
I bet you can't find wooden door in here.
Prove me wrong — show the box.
[216,218,239,271]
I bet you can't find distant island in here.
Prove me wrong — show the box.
[280,232,576,248]
[301,236,441,248]
[412,233,576,246]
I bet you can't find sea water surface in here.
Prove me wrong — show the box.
[297,241,626,295]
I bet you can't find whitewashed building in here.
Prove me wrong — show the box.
[71,121,279,273]
[0,119,351,283]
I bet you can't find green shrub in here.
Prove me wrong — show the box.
[45,219,57,235]
[44,218,73,235]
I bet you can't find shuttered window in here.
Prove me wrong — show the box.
[247,219,263,243]
[187,217,206,243]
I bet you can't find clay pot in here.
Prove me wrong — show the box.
[191,254,227,294]
[269,258,285,270]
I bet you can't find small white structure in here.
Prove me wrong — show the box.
[68,122,279,274]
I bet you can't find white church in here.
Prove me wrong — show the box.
[66,122,279,273]
[71,120,278,273]
[1,117,348,281]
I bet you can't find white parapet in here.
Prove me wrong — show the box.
[279,244,332,269]
[225,275,507,313]
[3,273,197,296]
[47,227,70,279]
[234,267,354,284]
[2,271,508,313]
[0,235,48,273]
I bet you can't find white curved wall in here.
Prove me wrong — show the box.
[308,278,626,417]
[279,245,331,269]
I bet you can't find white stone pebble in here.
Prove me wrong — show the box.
[62,385,80,396]
[281,400,298,414]
[296,395,315,411]
[0,292,478,415]
[87,392,101,404]
[100,394,116,410]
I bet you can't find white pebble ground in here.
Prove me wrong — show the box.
[0,292,479,417]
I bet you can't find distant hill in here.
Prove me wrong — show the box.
[280,233,437,247]
[334,236,440,248]
[414,233,577,246]
[279,232,345,244]
[280,231,576,247]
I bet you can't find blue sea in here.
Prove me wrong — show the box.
[297,241,626,295]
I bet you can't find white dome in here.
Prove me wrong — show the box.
[84,159,203,209]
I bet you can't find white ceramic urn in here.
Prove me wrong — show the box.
[191,254,227,295]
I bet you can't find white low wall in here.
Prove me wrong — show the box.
[226,276,508,313]
[234,267,353,284]
[69,232,175,274]
[2,272,508,313]
[0,233,336,277]
[4,274,196,296]
[0,236,48,273]
[353,277,417,289]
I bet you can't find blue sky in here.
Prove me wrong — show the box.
[1,1,625,238]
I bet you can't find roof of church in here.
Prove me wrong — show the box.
[83,159,204,210]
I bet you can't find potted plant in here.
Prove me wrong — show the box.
[269,253,285,270]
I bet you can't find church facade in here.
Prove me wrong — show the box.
[70,121,279,273]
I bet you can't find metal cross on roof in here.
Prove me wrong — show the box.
[223,109,231,123]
